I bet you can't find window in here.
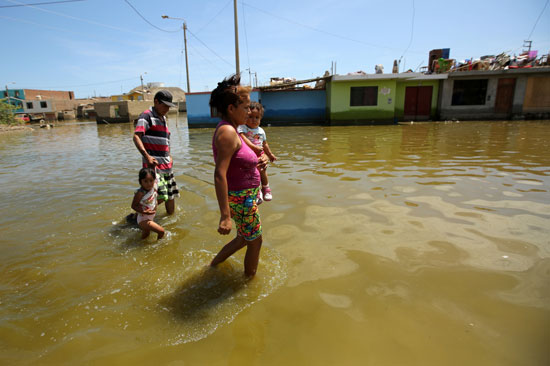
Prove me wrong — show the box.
[350,86,378,106]
[40,101,47,108]
[3,91,7,97]
[26,102,33,109]
[15,91,20,98]
[452,79,488,105]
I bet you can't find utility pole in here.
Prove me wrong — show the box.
[162,15,191,93]
[234,0,240,76]
[183,23,190,93]
[140,72,147,91]
[523,40,532,54]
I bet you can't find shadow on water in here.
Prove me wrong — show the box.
[159,265,248,322]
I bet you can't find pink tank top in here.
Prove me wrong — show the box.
[212,121,260,191]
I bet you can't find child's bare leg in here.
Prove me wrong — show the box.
[139,220,165,240]
[244,235,263,277]
[260,168,269,187]
[210,236,246,267]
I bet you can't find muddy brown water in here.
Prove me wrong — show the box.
[1,119,549,365]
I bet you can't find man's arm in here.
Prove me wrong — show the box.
[133,132,158,167]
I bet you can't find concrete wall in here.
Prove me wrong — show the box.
[329,79,397,123]
[440,76,499,120]
[260,89,326,124]
[23,100,53,113]
[523,76,550,113]
[94,101,150,123]
[187,90,260,127]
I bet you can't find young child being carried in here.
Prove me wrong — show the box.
[237,101,277,202]
[131,167,165,240]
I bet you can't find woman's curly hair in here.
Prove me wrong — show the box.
[209,74,251,118]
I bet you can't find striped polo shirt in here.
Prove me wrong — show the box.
[135,107,172,173]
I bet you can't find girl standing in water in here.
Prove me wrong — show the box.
[131,167,165,240]
[209,75,268,277]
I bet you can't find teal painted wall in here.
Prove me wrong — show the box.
[329,79,397,122]
[394,80,440,120]
[3,89,25,113]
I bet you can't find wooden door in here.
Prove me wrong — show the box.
[404,86,433,120]
[416,86,433,119]
[404,87,418,117]
[495,78,515,114]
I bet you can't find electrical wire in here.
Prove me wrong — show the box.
[527,0,549,40]
[241,2,422,54]
[186,28,234,68]
[241,0,252,82]
[188,43,226,73]
[399,0,415,62]
[0,0,86,8]
[6,0,143,35]
[195,0,232,34]
[35,76,139,89]
[122,0,180,33]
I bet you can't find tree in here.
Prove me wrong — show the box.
[0,99,19,125]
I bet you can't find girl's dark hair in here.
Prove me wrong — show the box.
[138,167,155,183]
[250,101,264,118]
[209,74,251,118]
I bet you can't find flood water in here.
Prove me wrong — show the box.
[1,119,549,365]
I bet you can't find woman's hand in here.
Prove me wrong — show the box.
[268,153,277,162]
[218,216,232,235]
[258,153,269,171]
[252,145,263,155]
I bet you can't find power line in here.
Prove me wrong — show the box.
[195,0,232,34]
[241,2,423,54]
[399,0,415,62]
[527,0,549,40]
[0,0,86,8]
[186,27,234,68]
[241,0,251,79]
[122,0,180,33]
[6,0,143,35]
[38,76,139,89]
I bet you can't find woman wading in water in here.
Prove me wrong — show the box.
[209,75,268,277]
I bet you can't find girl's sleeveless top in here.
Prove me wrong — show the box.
[212,120,260,191]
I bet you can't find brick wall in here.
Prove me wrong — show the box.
[24,89,74,100]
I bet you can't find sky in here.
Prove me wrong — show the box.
[1,0,549,98]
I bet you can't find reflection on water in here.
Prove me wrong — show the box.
[0,120,549,365]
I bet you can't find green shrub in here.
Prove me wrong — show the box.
[0,99,20,125]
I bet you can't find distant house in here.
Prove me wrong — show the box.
[183,68,550,127]
[439,67,550,120]
[111,91,145,102]
[3,88,76,121]
[327,73,446,124]
[186,90,260,127]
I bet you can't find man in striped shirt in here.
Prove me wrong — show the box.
[133,90,180,215]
